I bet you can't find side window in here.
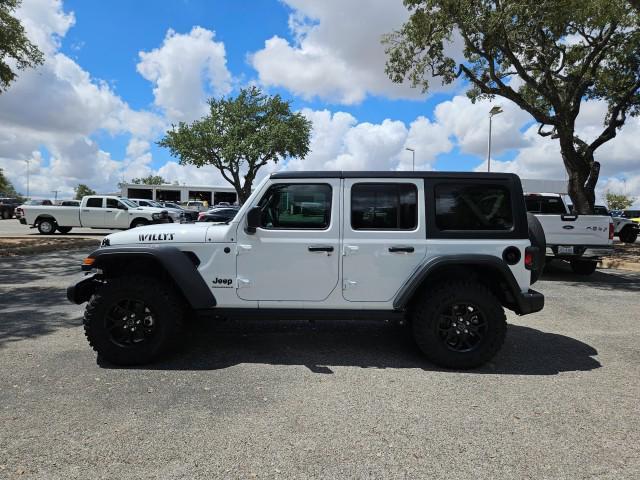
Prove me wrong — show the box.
[435,184,513,231]
[106,198,118,209]
[257,183,332,229]
[351,183,417,230]
[86,197,103,208]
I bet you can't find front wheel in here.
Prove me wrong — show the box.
[130,219,149,229]
[57,226,72,234]
[37,218,56,234]
[570,259,598,275]
[410,281,506,369]
[83,276,184,365]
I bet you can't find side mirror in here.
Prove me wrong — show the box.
[246,206,261,234]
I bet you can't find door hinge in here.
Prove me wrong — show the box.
[343,279,358,289]
[237,244,252,255]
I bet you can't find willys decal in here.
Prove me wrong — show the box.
[138,233,175,242]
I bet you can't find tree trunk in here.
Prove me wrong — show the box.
[560,146,599,215]
[236,182,253,205]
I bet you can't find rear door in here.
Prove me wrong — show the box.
[81,197,105,227]
[342,179,426,302]
[235,180,341,302]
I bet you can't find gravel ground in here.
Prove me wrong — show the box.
[0,250,639,479]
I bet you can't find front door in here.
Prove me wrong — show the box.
[342,179,427,302]
[105,198,130,229]
[236,180,340,302]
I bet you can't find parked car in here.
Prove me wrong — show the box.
[197,206,240,223]
[68,171,545,368]
[129,198,184,223]
[525,193,613,275]
[593,205,638,243]
[158,201,199,222]
[0,197,20,219]
[185,200,207,212]
[20,196,171,234]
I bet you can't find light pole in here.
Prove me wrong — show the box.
[487,105,503,172]
[24,159,30,199]
[405,147,415,172]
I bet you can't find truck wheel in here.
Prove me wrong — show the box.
[619,227,638,244]
[37,218,56,234]
[410,281,506,369]
[570,259,597,275]
[57,226,72,234]
[2,209,10,219]
[130,219,149,229]
[83,276,184,366]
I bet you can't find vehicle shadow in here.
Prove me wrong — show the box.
[0,308,77,348]
[101,319,601,376]
[541,260,640,292]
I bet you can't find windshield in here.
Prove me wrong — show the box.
[147,200,163,208]
[119,198,138,208]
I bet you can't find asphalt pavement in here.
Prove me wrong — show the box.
[0,217,112,238]
[0,250,639,479]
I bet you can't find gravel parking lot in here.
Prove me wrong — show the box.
[1,250,639,479]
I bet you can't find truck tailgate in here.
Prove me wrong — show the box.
[536,214,612,246]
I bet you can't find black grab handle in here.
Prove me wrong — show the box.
[308,246,334,252]
[388,246,414,253]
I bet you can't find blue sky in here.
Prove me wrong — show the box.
[0,0,638,201]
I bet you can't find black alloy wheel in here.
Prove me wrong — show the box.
[437,302,487,353]
[105,298,157,347]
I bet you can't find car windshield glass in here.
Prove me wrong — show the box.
[119,198,138,208]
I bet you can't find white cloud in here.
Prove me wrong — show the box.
[250,0,459,104]
[137,27,232,122]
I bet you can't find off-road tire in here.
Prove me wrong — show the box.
[130,218,149,229]
[619,226,638,244]
[570,259,598,275]
[83,276,184,365]
[37,218,56,235]
[57,226,72,234]
[527,213,546,284]
[410,280,507,369]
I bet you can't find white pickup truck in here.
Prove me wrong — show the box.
[525,193,613,275]
[19,196,172,234]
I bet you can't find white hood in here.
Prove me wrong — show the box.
[104,222,234,246]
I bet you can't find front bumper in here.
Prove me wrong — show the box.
[515,289,544,315]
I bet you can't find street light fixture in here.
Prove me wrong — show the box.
[487,106,503,172]
[405,147,415,172]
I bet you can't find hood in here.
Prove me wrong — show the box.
[103,221,233,246]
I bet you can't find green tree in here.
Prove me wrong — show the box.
[0,0,44,93]
[158,86,312,204]
[0,167,21,198]
[130,175,167,185]
[74,183,96,200]
[605,191,634,210]
[383,0,640,214]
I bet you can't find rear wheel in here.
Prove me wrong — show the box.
[2,209,11,219]
[57,226,72,234]
[37,218,56,235]
[619,226,638,244]
[570,259,597,275]
[410,280,506,369]
[83,276,184,365]
[527,213,546,284]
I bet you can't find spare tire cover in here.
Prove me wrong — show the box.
[527,212,546,285]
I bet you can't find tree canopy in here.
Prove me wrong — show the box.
[384,0,640,213]
[158,86,312,204]
[0,0,44,93]
[0,167,21,198]
[74,184,96,200]
[605,191,634,210]
[130,175,168,185]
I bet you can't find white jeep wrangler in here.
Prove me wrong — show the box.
[68,171,545,369]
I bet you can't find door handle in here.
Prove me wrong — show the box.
[105,210,113,212]
[389,246,414,253]
[308,245,334,253]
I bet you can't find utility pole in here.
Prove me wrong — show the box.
[52,190,59,202]
[487,106,503,172]
[405,147,415,172]
[24,159,30,199]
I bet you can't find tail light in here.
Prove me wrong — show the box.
[609,221,614,240]
[524,246,537,270]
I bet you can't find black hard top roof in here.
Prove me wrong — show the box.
[270,171,520,180]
